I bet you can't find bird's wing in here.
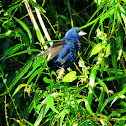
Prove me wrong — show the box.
[36,43,68,62]
[54,44,72,65]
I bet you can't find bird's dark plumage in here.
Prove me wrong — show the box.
[36,27,86,69]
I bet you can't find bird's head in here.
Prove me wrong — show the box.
[64,27,87,40]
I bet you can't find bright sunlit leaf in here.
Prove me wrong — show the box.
[90,43,103,57]
[62,71,77,82]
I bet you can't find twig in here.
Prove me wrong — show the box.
[33,0,53,46]
[24,0,48,50]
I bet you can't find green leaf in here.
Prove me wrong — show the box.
[62,71,77,82]
[36,29,41,42]
[119,4,126,28]
[96,78,108,94]
[6,49,40,58]
[12,84,27,97]
[120,101,126,108]
[0,29,30,47]
[96,86,105,114]
[0,30,13,39]
[15,29,30,46]
[47,94,58,113]
[115,25,125,61]
[43,77,54,84]
[4,43,24,57]
[43,77,54,93]
[110,87,126,107]
[34,104,50,126]
[27,67,44,85]
[24,56,44,78]
[0,59,33,96]
[84,121,89,126]
[79,98,96,117]
[4,3,21,14]
[79,17,99,29]
[105,44,110,57]
[100,97,115,113]
[103,74,126,81]
[87,0,109,23]
[58,109,69,126]
[29,0,46,13]
[28,91,44,113]
[14,17,32,44]
[90,43,103,57]
[88,64,99,105]
[23,119,34,126]
[88,17,99,39]
[122,0,126,3]
[100,6,114,24]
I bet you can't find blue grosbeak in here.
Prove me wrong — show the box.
[36,27,86,69]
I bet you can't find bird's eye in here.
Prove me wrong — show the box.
[75,30,80,33]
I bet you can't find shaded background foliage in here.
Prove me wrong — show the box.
[0,0,126,126]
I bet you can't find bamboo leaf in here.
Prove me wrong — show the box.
[14,17,32,44]
[27,67,44,85]
[4,43,24,57]
[4,3,21,14]
[6,49,40,58]
[24,56,44,78]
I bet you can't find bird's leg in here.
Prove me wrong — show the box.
[56,68,65,81]
[67,67,73,72]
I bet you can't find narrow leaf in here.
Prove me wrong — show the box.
[29,0,46,13]
[47,94,58,113]
[4,43,24,57]
[88,64,99,105]
[27,67,44,85]
[14,17,32,44]
[100,97,115,113]
[110,87,126,107]
[4,3,21,14]
[0,59,33,96]
[6,49,40,58]
[12,84,27,97]
[34,104,49,126]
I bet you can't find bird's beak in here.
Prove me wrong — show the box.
[78,30,87,36]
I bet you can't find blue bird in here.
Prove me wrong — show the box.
[36,27,86,69]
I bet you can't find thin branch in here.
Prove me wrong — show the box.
[24,0,48,50]
[33,0,53,46]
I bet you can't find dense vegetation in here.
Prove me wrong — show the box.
[0,0,126,125]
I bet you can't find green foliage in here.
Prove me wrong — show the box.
[0,0,126,126]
